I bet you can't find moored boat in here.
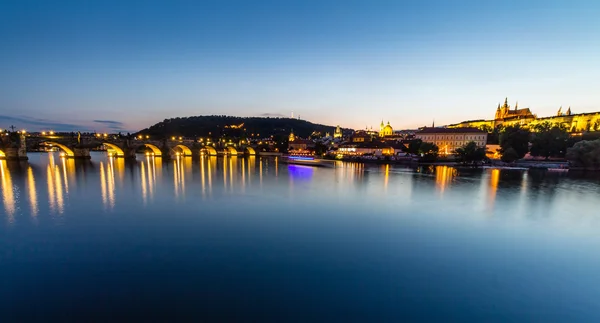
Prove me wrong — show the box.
[281,154,335,168]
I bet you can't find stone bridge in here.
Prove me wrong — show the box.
[16,135,258,160]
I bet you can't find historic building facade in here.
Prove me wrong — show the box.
[448,98,600,132]
[415,127,488,155]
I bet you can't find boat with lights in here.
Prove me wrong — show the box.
[281,154,336,168]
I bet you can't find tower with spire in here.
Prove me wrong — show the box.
[334,125,342,139]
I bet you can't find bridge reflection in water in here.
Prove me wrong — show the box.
[0,160,15,223]
[1,152,558,224]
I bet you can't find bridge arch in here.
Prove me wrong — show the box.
[173,144,192,156]
[103,143,125,157]
[244,146,256,155]
[144,144,162,156]
[46,142,74,157]
[201,146,217,156]
[225,146,238,155]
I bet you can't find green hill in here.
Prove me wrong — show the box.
[137,115,345,139]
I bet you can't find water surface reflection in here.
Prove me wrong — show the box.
[2,153,600,321]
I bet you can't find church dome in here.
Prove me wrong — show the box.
[381,122,394,137]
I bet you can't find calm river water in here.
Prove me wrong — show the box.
[2,152,600,321]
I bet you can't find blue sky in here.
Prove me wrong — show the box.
[1,0,599,132]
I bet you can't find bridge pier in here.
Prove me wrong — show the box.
[122,148,137,159]
[2,147,28,161]
[69,147,91,159]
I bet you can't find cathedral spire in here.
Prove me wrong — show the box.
[504,97,509,108]
[557,106,562,116]
[515,101,518,111]
[432,119,435,128]
[566,106,572,115]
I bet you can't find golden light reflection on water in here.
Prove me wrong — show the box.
[240,157,245,192]
[0,160,16,223]
[99,160,115,210]
[27,167,38,218]
[259,158,263,187]
[141,161,147,205]
[222,155,228,190]
[334,162,364,187]
[229,156,235,192]
[140,156,160,205]
[173,156,191,200]
[146,157,156,203]
[47,153,65,214]
[488,169,500,206]
[247,156,255,185]
[383,164,390,191]
[435,166,456,195]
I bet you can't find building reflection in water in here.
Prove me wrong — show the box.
[435,166,456,195]
[47,153,66,214]
[334,162,365,190]
[27,167,39,219]
[488,169,500,207]
[0,160,16,223]
[383,164,390,191]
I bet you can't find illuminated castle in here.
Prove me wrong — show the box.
[494,98,535,120]
[449,98,600,132]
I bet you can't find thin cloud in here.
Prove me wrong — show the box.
[93,120,126,131]
[0,115,85,132]
[93,120,124,125]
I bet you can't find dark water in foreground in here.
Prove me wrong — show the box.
[2,152,600,321]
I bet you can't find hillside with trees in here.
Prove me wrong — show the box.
[136,115,343,139]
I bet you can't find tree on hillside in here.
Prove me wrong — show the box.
[499,125,530,160]
[454,141,487,165]
[566,139,600,169]
[136,116,338,140]
[530,122,569,159]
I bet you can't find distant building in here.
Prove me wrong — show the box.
[337,142,406,157]
[350,131,372,143]
[415,127,487,155]
[289,138,314,151]
[288,129,314,151]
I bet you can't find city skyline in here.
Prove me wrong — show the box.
[1,0,600,133]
